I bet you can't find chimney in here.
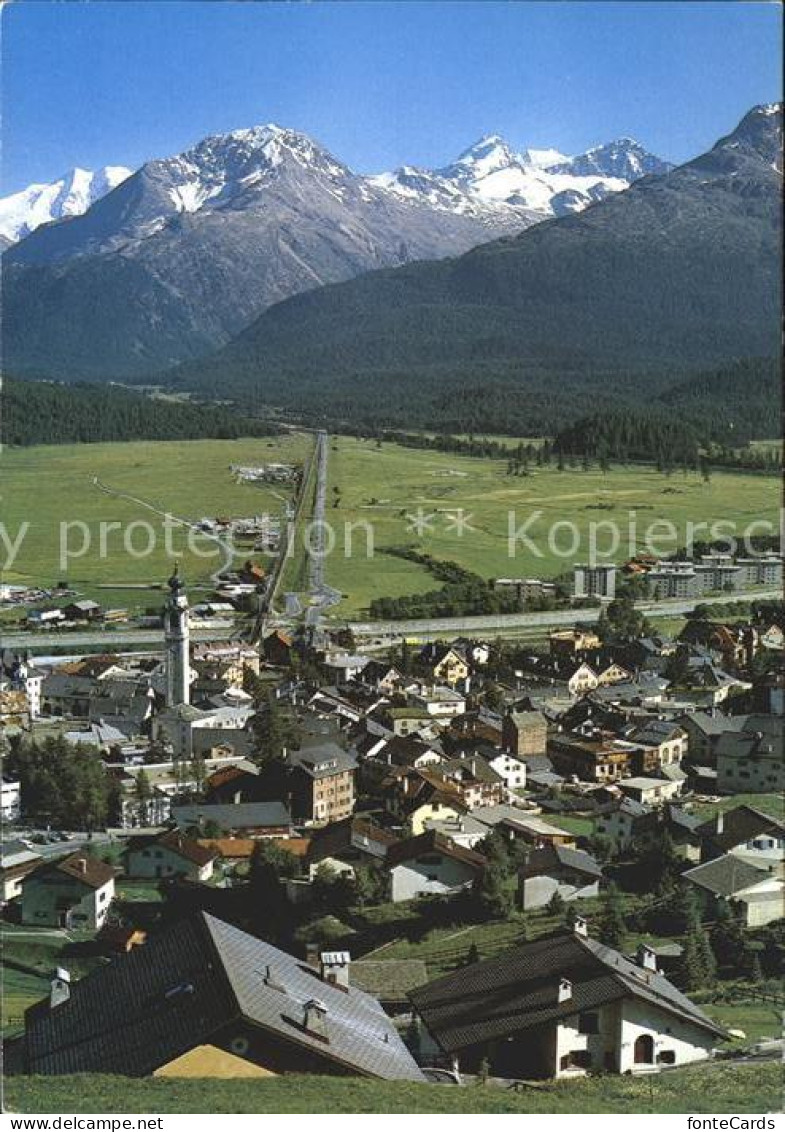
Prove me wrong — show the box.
[305,941,320,969]
[76,858,87,875]
[557,977,573,1003]
[716,811,724,835]
[303,998,328,1038]
[320,950,351,989]
[636,944,658,972]
[573,915,588,938]
[50,967,71,1009]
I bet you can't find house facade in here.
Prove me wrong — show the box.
[21,853,115,930]
[386,830,485,902]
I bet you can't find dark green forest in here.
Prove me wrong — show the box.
[1,378,280,446]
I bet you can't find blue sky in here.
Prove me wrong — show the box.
[1,1,781,192]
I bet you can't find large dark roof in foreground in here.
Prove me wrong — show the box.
[409,930,725,1053]
[25,913,423,1080]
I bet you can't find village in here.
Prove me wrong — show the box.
[1,556,782,1092]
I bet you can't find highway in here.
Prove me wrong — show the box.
[0,626,234,650]
[305,430,342,631]
[346,589,783,639]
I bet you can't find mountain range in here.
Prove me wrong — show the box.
[167,103,782,433]
[1,127,667,379]
[0,166,132,249]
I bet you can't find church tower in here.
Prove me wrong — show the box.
[164,563,190,707]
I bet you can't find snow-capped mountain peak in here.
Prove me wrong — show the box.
[0,164,132,244]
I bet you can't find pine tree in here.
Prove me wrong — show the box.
[598,884,626,949]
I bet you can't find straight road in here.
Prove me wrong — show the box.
[347,589,783,639]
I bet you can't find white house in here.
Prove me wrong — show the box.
[486,749,527,793]
[518,845,603,910]
[683,855,785,928]
[123,829,217,882]
[411,685,467,719]
[386,829,485,902]
[696,806,785,875]
[410,919,726,1080]
[21,852,115,930]
[1,776,21,822]
[618,777,683,806]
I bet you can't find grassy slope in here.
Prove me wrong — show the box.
[325,437,780,618]
[0,435,310,603]
[5,1063,780,1114]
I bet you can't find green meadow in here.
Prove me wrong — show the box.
[5,1063,780,1114]
[1,435,310,602]
[325,437,780,617]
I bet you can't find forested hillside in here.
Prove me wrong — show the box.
[1,378,278,446]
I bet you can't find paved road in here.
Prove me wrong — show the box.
[0,626,235,649]
[347,589,783,639]
[305,430,342,631]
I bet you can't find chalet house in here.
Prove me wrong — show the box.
[502,709,548,757]
[439,756,506,810]
[386,829,485,902]
[696,806,785,874]
[21,852,115,930]
[472,806,577,849]
[307,815,400,877]
[549,731,634,783]
[373,735,446,771]
[715,718,784,795]
[567,663,600,697]
[381,767,466,834]
[192,642,261,685]
[263,629,294,667]
[484,747,527,793]
[359,661,404,695]
[595,663,633,687]
[518,846,603,911]
[21,913,424,1081]
[625,720,688,772]
[548,629,602,658]
[385,706,438,738]
[123,829,217,882]
[682,855,785,928]
[411,685,467,720]
[618,777,683,807]
[593,797,659,851]
[419,644,470,687]
[1,840,42,903]
[409,920,725,1079]
[171,801,293,838]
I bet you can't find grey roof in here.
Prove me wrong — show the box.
[24,913,423,1080]
[171,801,291,830]
[521,844,603,880]
[290,743,357,779]
[410,930,725,1054]
[628,720,685,745]
[683,854,776,898]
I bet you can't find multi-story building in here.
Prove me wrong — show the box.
[573,564,617,600]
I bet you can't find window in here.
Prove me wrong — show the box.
[578,1012,600,1034]
[657,1050,676,1065]
[560,1050,591,1070]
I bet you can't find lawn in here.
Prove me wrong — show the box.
[1,966,49,1036]
[324,437,780,618]
[0,434,311,606]
[4,1063,780,1113]
[701,999,783,1048]
[690,794,785,822]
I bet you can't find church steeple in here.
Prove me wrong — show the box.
[164,562,190,707]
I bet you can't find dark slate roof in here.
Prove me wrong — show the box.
[386,829,486,872]
[409,930,725,1054]
[290,743,357,779]
[520,844,603,880]
[683,855,775,898]
[171,801,292,830]
[696,805,785,852]
[25,913,423,1080]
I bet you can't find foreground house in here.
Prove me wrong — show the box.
[21,913,424,1080]
[409,919,726,1079]
[21,852,115,930]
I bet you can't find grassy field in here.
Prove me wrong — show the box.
[1,966,50,1036]
[4,1063,780,1114]
[690,793,785,822]
[0,435,311,604]
[325,437,780,617]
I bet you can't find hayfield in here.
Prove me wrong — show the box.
[324,437,780,617]
[0,435,310,603]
